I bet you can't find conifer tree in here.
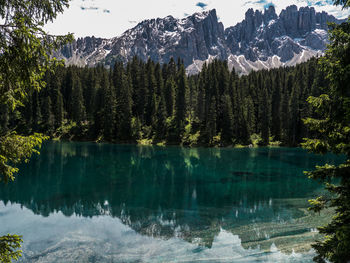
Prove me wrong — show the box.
[195,71,206,124]
[288,83,300,146]
[47,69,65,129]
[168,57,177,78]
[174,64,189,142]
[129,57,141,116]
[2,48,329,148]
[155,63,164,98]
[84,70,97,121]
[221,94,234,145]
[31,91,42,132]
[259,86,270,145]
[187,77,198,124]
[134,63,148,122]
[0,0,72,261]
[70,77,86,124]
[41,96,55,135]
[154,93,167,142]
[0,105,9,135]
[281,75,292,143]
[271,73,282,141]
[302,17,350,263]
[204,97,217,145]
[63,68,74,115]
[102,83,116,141]
[145,61,157,126]
[114,63,133,141]
[53,90,65,129]
[164,76,176,117]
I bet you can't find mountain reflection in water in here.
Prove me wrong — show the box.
[0,142,344,262]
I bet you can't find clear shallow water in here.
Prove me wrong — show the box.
[0,142,344,262]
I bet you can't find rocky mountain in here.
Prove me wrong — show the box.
[57,5,344,74]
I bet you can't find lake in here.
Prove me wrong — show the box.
[0,142,344,262]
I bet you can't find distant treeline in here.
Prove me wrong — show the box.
[0,57,326,146]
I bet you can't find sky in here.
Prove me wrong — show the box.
[45,0,350,38]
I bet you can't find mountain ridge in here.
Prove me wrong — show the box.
[57,5,345,74]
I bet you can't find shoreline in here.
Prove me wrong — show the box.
[51,137,286,149]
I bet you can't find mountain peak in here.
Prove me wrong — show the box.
[264,5,277,22]
[189,8,217,22]
[57,5,344,75]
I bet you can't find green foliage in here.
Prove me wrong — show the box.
[70,77,86,123]
[54,120,77,139]
[4,57,326,147]
[113,62,133,141]
[173,64,189,143]
[268,136,282,147]
[154,94,167,142]
[212,133,221,146]
[0,132,48,183]
[181,116,200,146]
[250,133,262,147]
[0,0,73,261]
[131,117,141,140]
[0,0,73,111]
[0,234,23,263]
[302,18,350,263]
[221,95,234,145]
[137,138,153,145]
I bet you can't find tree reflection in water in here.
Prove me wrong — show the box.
[0,142,344,253]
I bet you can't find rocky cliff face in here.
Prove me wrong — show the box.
[57,5,344,74]
[225,5,338,63]
[105,9,228,67]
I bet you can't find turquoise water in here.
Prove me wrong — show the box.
[0,142,344,262]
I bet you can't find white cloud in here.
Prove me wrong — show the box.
[44,0,350,38]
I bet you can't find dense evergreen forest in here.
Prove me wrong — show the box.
[0,57,325,147]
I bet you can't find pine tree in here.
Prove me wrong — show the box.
[216,61,230,133]
[129,57,141,116]
[167,57,177,78]
[288,83,300,146]
[113,62,133,141]
[281,75,292,143]
[204,97,217,145]
[188,77,198,120]
[53,89,64,129]
[144,60,157,126]
[2,51,327,148]
[259,86,270,145]
[41,96,55,135]
[221,94,234,145]
[155,63,164,98]
[84,70,97,121]
[237,77,252,144]
[0,104,9,135]
[134,63,148,122]
[70,77,86,124]
[164,76,176,117]
[174,64,189,142]
[103,83,116,141]
[31,91,42,132]
[63,67,74,115]
[195,72,205,123]
[271,73,282,141]
[154,93,167,142]
[0,1,72,261]
[302,19,350,263]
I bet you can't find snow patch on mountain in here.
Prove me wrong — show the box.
[57,5,344,74]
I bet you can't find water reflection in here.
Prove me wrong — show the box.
[0,202,316,263]
[0,142,344,259]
